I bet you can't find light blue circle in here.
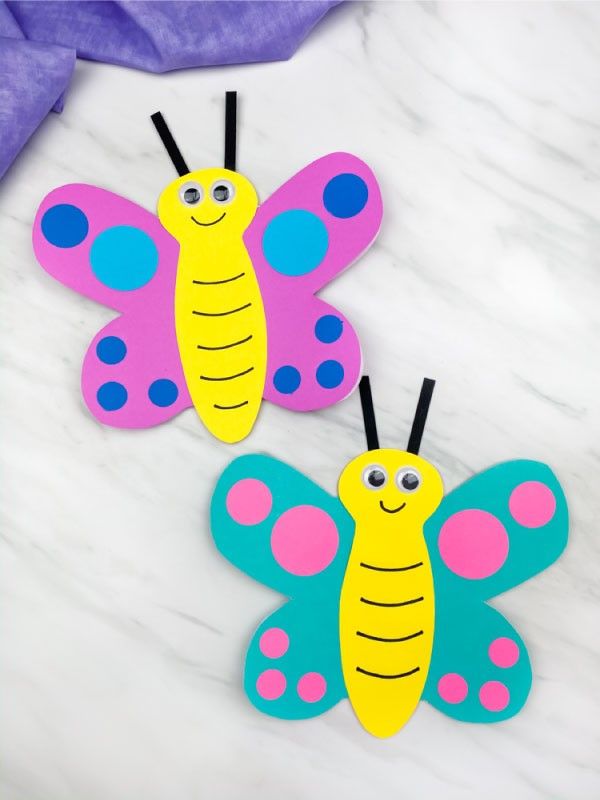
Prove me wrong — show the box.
[41,204,89,248]
[316,360,344,389]
[90,226,159,290]
[96,336,127,365]
[315,315,343,344]
[262,210,329,276]
[97,381,127,411]
[148,379,179,407]
[273,365,301,394]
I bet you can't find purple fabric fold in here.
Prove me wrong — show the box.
[0,0,342,179]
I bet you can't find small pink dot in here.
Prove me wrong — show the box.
[226,479,272,526]
[256,669,286,700]
[271,505,339,576]
[439,509,509,579]
[259,628,289,659]
[479,680,510,712]
[509,481,556,528]
[437,673,468,704]
[489,637,520,668]
[297,672,327,703]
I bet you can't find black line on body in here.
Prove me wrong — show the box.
[214,401,249,410]
[356,630,424,643]
[197,335,253,352]
[192,303,251,317]
[191,212,226,227]
[360,596,424,608]
[360,561,423,573]
[200,367,254,382]
[356,666,420,680]
[192,272,245,286]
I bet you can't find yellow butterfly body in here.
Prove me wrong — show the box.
[158,169,267,443]
[338,449,444,738]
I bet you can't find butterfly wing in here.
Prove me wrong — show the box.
[211,454,354,718]
[422,460,568,722]
[34,184,192,427]
[244,153,382,411]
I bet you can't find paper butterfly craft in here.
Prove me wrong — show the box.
[32,92,382,443]
[211,377,568,737]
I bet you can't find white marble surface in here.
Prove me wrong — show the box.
[1,2,599,798]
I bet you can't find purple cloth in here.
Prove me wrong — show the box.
[0,0,341,178]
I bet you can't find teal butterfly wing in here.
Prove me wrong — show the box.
[422,460,568,722]
[211,454,354,719]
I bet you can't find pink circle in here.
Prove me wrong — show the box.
[256,669,286,700]
[259,627,289,659]
[437,673,468,704]
[226,479,272,526]
[297,672,327,703]
[488,637,520,668]
[479,680,510,712]
[271,505,339,576]
[438,509,509,579]
[509,481,556,528]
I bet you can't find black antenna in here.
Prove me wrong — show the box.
[359,376,380,451]
[407,378,435,455]
[224,91,237,171]
[150,111,190,177]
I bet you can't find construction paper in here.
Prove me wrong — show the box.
[32,99,383,442]
[210,380,569,737]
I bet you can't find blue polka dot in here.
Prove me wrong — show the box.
[96,336,127,365]
[90,226,159,290]
[41,204,89,248]
[263,210,328,276]
[97,381,127,411]
[315,315,343,344]
[316,360,344,389]
[323,173,368,219]
[148,379,179,407]
[273,365,301,394]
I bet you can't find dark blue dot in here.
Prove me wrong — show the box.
[148,379,179,407]
[273,366,301,395]
[96,336,127,365]
[315,315,343,344]
[323,173,368,219]
[97,381,127,411]
[316,360,344,389]
[41,204,89,248]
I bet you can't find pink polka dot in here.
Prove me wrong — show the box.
[438,509,509,579]
[509,481,556,528]
[488,637,520,668]
[297,672,327,703]
[479,680,510,712]
[271,505,339,576]
[259,627,289,659]
[256,669,286,700]
[226,479,272,526]
[437,673,468,704]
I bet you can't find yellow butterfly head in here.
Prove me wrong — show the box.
[338,449,443,526]
[157,168,258,243]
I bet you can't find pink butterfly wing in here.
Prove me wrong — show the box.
[244,153,382,411]
[33,184,191,427]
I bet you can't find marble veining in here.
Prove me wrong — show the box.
[1,2,599,798]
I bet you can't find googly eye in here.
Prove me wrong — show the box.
[179,182,203,206]
[362,465,388,490]
[210,179,235,204]
[396,467,421,493]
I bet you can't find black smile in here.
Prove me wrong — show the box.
[379,501,407,514]
[191,212,226,227]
